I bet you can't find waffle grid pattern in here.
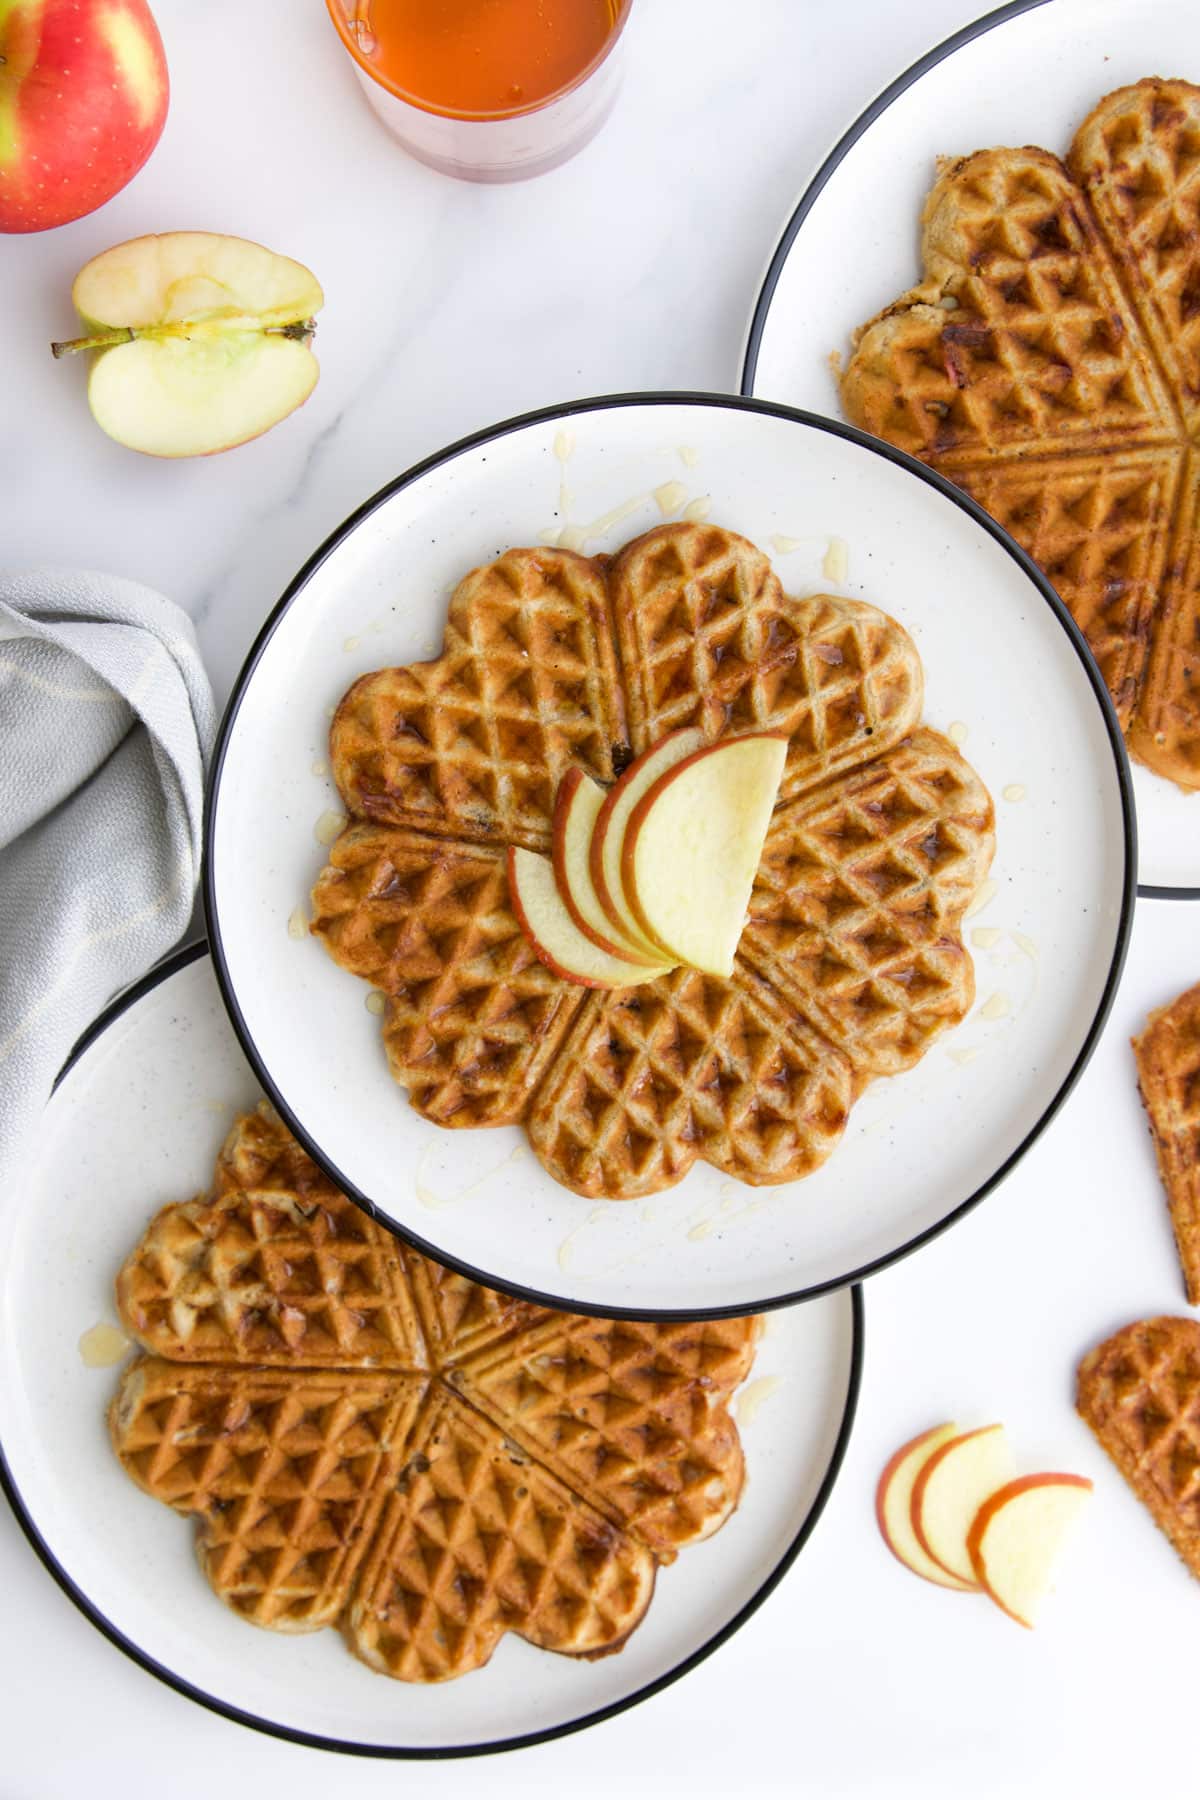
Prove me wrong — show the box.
[841,78,1200,790]
[1078,1316,1200,1579]
[313,522,993,1199]
[110,1112,756,1680]
[1134,982,1200,1304]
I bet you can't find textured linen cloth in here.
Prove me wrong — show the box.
[0,570,216,1190]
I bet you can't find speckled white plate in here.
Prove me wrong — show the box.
[742,0,1196,894]
[205,394,1133,1317]
[0,945,859,1758]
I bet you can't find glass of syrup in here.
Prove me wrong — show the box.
[326,0,633,182]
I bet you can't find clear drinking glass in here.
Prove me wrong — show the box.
[325,0,634,184]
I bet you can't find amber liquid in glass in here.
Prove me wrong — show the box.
[353,0,619,115]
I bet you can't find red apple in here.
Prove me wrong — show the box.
[0,0,169,233]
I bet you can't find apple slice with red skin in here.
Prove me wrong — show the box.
[967,1473,1093,1628]
[590,729,705,959]
[910,1423,1013,1589]
[876,1424,976,1591]
[552,768,669,969]
[622,733,788,978]
[508,847,670,989]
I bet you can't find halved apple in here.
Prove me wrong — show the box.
[967,1473,1092,1628]
[552,769,669,968]
[876,1424,976,1591]
[590,729,705,958]
[622,733,788,978]
[508,847,669,988]
[52,232,324,457]
[910,1423,1013,1589]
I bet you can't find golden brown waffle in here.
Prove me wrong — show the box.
[330,546,627,854]
[110,1110,756,1681]
[741,728,995,1080]
[310,823,582,1128]
[1133,983,1200,1303]
[525,964,855,1200]
[446,1312,760,1561]
[348,1384,656,1682]
[840,78,1200,790]
[116,1114,427,1369]
[608,523,923,802]
[314,521,990,1200]
[1077,1316,1200,1578]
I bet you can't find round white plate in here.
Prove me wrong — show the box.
[0,945,859,1758]
[742,0,1198,895]
[205,394,1133,1316]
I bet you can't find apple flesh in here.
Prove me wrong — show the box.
[623,733,788,978]
[876,1424,976,1591]
[591,729,705,958]
[552,768,670,969]
[508,847,670,989]
[1,0,169,233]
[910,1423,1013,1588]
[52,233,324,456]
[967,1474,1092,1628]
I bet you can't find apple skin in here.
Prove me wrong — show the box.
[909,1422,1010,1587]
[0,0,169,234]
[875,1424,976,1591]
[551,767,667,968]
[590,728,704,956]
[966,1472,1093,1629]
[507,847,664,989]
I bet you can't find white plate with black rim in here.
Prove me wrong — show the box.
[0,943,858,1759]
[205,392,1133,1318]
[741,0,1198,897]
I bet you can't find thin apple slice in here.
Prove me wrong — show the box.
[623,733,788,978]
[876,1424,976,1591]
[591,729,705,958]
[910,1423,1013,1588]
[967,1474,1092,1629]
[53,233,323,457]
[553,769,669,968]
[508,848,669,989]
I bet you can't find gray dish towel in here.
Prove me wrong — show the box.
[0,570,216,1189]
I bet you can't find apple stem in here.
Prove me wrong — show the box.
[50,328,135,359]
[264,319,318,344]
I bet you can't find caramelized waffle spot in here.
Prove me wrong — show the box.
[840,78,1200,789]
[742,728,994,1078]
[526,964,854,1200]
[608,523,924,800]
[1134,982,1200,1303]
[109,1110,755,1680]
[1078,1316,1200,1577]
[310,823,583,1128]
[330,547,627,853]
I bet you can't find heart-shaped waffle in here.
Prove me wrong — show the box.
[110,1108,758,1681]
[313,521,993,1200]
[1077,1316,1200,1580]
[841,77,1200,788]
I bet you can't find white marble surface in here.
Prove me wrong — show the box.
[9,1,1200,1795]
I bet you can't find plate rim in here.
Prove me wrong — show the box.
[202,389,1137,1318]
[736,0,1200,901]
[0,941,864,1761]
